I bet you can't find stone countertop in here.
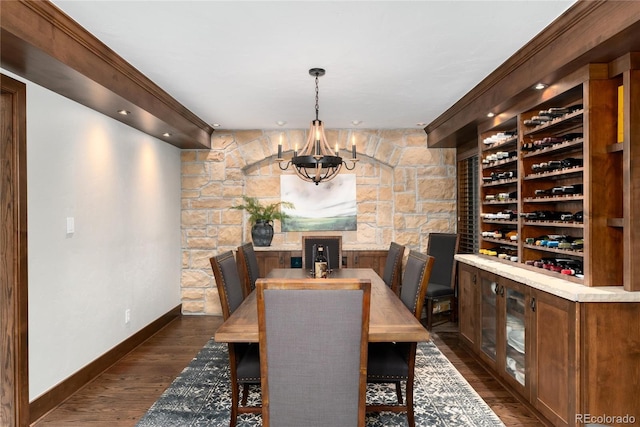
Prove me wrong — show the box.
[456,254,640,303]
[253,245,389,252]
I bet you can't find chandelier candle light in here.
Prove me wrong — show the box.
[277,68,358,185]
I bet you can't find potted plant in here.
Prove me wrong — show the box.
[232,196,294,246]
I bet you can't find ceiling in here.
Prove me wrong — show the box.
[52,1,576,131]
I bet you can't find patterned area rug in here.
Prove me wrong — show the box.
[137,339,504,427]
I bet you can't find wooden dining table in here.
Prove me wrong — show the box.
[214,268,429,343]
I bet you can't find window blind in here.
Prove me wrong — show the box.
[457,155,479,254]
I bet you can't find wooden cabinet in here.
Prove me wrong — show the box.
[457,261,640,426]
[457,263,479,349]
[342,250,387,278]
[529,288,577,427]
[476,269,531,399]
[254,250,299,276]
[255,249,388,278]
[458,266,577,425]
[580,303,640,422]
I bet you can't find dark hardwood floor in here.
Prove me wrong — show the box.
[32,316,547,426]
[429,321,548,427]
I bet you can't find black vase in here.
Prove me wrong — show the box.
[251,220,274,247]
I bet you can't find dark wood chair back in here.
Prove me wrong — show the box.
[424,232,460,330]
[382,241,405,295]
[237,242,261,297]
[400,250,435,319]
[210,251,245,320]
[256,278,371,427]
[426,233,460,289]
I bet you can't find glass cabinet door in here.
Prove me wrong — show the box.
[480,276,498,361]
[505,287,526,386]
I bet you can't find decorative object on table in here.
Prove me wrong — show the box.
[276,68,358,185]
[302,236,342,272]
[313,244,329,278]
[135,340,505,427]
[231,196,293,247]
[281,174,356,232]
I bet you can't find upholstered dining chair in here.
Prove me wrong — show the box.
[210,251,261,426]
[256,278,371,427]
[382,241,405,295]
[236,242,261,298]
[424,232,460,330]
[302,235,342,271]
[367,250,435,427]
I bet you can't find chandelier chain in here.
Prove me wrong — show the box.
[315,73,320,121]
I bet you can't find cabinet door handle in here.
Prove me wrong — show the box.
[355,255,359,264]
[472,274,477,284]
[499,285,505,297]
[530,297,536,312]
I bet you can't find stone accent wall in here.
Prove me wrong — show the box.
[181,129,456,314]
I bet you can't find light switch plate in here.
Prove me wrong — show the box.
[66,217,75,234]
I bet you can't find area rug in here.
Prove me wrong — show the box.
[136,339,504,427]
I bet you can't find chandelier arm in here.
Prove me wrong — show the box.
[320,165,341,183]
[296,165,315,182]
[277,160,292,171]
[342,160,358,171]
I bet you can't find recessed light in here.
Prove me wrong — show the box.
[416,122,427,127]
[534,83,548,90]
[487,112,495,118]
[212,123,221,128]
[117,109,130,115]
[351,120,362,126]
[162,132,172,137]
[276,121,287,127]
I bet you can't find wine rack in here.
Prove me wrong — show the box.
[479,119,519,263]
[477,63,629,286]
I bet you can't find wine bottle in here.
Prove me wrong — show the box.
[561,184,583,194]
[314,246,328,278]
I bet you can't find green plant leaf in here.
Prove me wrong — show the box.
[231,195,294,224]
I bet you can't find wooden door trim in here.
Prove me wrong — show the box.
[1,73,28,426]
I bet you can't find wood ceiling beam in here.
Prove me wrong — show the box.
[1,0,212,149]
[425,1,640,148]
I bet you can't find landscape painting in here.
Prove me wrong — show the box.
[280,174,357,232]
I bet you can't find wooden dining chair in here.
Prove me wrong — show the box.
[381,241,405,295]
[366,250,435,427]
[236,242,261,298]
[256,278,371,427]
[210,251,261,426]
[302,235,342,271]
[424,232,460,330]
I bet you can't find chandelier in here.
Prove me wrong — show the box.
[277,68,358,185]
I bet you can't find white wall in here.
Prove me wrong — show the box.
[3,70,182,400]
